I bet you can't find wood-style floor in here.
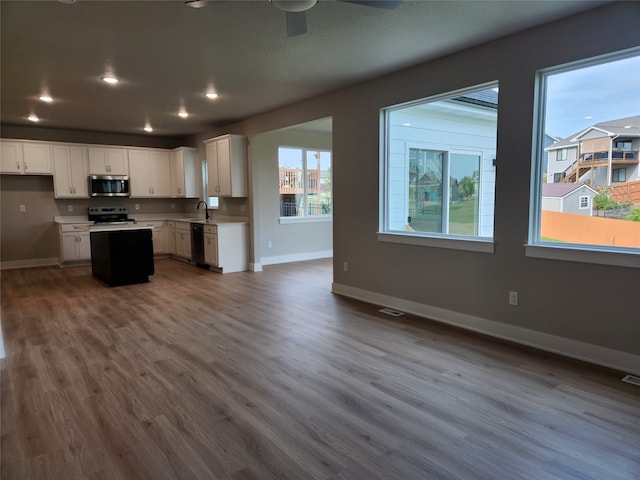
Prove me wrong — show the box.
[1,259,638,480]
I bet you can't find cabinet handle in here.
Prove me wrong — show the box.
[24,162,28,171]
[16,162,20,170]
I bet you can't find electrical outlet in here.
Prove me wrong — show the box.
[343,261,349,272]
[67,205,74,212]
[135,204,140,210]
[19,204,26,213]
[509,291,519,306]
[267,241,272,249]
[170,203,176,210]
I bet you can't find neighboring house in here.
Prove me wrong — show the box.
[387,89,498,237]
[543,133,560,178]
[541,182,598,216]
[546,115,640,186]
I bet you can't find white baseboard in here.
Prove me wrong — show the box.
[0,257,59,270]
[249,262,263,272]
[261,250,333,266]
[332,282,640,376]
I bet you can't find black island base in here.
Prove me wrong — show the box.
[90,229,154,287]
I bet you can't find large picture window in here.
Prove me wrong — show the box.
[381,83,498,250]
[278,147,332,218]
[530,49,640,266]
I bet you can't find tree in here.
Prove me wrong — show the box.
[593,188,617,211]
[459,176,475,199]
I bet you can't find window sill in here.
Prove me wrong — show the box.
[279,215,332,225]
[377,232,495,253]
[525,243,640,268]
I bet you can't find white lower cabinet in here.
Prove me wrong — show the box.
[138,221,166,254]
[173,221,192,260]
[204,225,218,267]
[166,221,177,255]
[59,224,91,263]
[205,223,248,273]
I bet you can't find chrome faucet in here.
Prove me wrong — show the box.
[196,200,210,220]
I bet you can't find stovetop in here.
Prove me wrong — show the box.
[88,206,135,224]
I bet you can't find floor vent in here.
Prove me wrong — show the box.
[379,308,405,317]
[621,375,640,386]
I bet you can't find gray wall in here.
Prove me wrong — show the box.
[250,125,333,266]
[188,2,640,358]
[1,124,190,149]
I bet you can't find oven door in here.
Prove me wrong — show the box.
[89,175,130,197]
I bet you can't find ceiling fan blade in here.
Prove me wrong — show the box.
[185,1,212,8]
[341,0,401,9]
[286,11,307,37]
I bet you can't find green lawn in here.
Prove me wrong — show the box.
[409,197,478,235]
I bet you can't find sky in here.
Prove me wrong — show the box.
[545,53,640,139]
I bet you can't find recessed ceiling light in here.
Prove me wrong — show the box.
[205,92,218,100]
[28,114,40,122]
[144,125,153,133]
[624,125,632,129]
[39,95,53,103]
[402,123,412,127]
[178,110,189,118]
[102,76,119,85]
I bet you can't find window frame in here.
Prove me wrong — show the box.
[557,148,568,161]
[527,48,640,268]
[379,81,498,253]
[612,168,626,183]
[579,195,589,210]
[278,146,332,224]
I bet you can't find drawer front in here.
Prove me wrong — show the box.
[174,221,191,232]
[204,225,217,234]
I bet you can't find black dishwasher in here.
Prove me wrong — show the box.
[190,223,208,269]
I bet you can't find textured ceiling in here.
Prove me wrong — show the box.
[0,0,607,137]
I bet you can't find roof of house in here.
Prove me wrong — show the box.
[547,115,640,149]
[453,89,499,109]
[542,182,597,198]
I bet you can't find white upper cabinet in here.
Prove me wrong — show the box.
[0,140,23,174]
[52,145,89,198]
[128,149,171,197]
[170,147,199,198]
[0,140,52,175]
[88,147,129,175]
[204,134,247,197]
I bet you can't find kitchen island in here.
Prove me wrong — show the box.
[90,225,154,286]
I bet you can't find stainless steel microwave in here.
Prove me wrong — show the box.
[89,175,130,197]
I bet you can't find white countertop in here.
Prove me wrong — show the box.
[54,214,248,226]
